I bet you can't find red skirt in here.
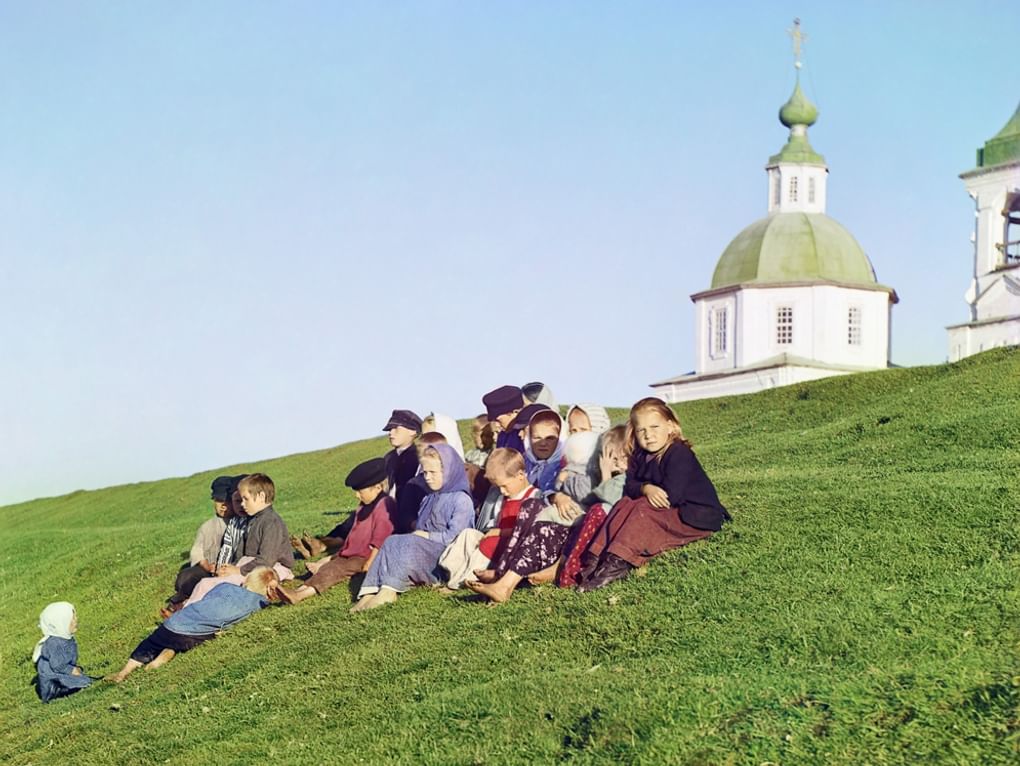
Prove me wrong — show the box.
[586,496,713,568]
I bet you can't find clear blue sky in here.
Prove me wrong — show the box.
[2,1,1017,506]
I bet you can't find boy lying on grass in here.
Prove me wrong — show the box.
[107,567,281,683]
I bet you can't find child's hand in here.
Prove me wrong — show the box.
[642,483,670,509]
[216,564,240,577]
[552,492,582,522]
[482,528,501,539]
[412,530,430,539]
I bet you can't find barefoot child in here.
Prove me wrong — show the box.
[184,473,293,605]
[108,567,281,683]
[439,448,539,589]
[33,602,93,702]
[280,458,395,604]
[576,398,730,592]
[351,444,473,612]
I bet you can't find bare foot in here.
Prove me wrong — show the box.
[145,648,176,669]
[104,673,127,684]
[350,594,377,613]
[305,559,327,575]
[291,536,311,559]
[527,561,560,586]
[278,584,316,604]
[464,580,512,604]
[472,568,497,583]
[361,587,398,610]
[305,536,327,558]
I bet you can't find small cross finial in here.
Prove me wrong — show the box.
[787,18,807,70]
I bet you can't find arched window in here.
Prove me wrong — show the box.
[789,177,799,203]
[711,307,728,357]
[1002,192,1020,266]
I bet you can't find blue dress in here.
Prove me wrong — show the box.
[36,636,92,703]
[360,444,474,595]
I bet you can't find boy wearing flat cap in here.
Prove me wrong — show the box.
[383,409,422,499]
[482,385,526,454]
[279,458,396,604]
[161,476,234,617]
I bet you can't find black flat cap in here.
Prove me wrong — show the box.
[510,403,552,431]
[210,475,234,501]
[345,458,388,490]
[382,409,422,432]
[482,385,524,420]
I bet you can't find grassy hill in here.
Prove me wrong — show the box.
[1,348,1018,765]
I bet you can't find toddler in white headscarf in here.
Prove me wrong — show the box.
[33,602,92,703]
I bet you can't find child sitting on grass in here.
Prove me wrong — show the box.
[439,448,540,589]
[184,473,294,605]
[279,458,395,604]
[576,398,730,592]
[565,403,611,435]
[107,567,281,683]
[351,444,473,612]
[33,602,93,703]
[162,475,234,616]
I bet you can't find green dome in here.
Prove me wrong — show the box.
[977,101,1020,168]
[711,213,878,289]
[779,81,819,128]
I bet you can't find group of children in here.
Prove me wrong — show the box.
[33,382,730,702]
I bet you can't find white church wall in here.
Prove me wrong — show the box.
[963,166,1019,280]
[947,316,1020,362]
[655,364,851,403]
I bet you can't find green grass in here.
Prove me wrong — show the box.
[2,348,1018,765]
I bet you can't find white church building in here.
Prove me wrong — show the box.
[946,102,1020,361]
[651,67,897,403]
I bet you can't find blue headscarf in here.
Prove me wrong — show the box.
[524,410,566,493]
[415,443,471,533]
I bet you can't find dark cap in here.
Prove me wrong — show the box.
[482,385,524,420]
[345,458,388,491]
[382,409,422,433]
[228,475,249,496]
[210,476,234,501]
[509,403,552,431]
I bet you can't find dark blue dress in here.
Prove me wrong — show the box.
[36,636,92,703]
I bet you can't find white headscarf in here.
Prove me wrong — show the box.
[33,602,76,662]
[425,413,465,459]
[566,403,611,435]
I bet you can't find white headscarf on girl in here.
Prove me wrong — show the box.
[425,413,465,460]
[566,403,611,435]
[32,602,76,662]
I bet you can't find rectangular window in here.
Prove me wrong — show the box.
[789,176,799,203]
[808,177,816,204]
[711,307,728,357]
[776,306,793,345]
[848,306,862,346]
[773,175,781,206]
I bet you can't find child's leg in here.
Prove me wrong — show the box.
[465,571,523,603]
[350,586,398,613]
[105,659,143,683]
[278,584,316,604]
[527,558,562,585]
[145,648,176,670]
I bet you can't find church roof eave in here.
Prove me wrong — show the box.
[690,279,898,304]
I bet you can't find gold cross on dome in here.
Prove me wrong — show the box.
[787,18,808,69]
